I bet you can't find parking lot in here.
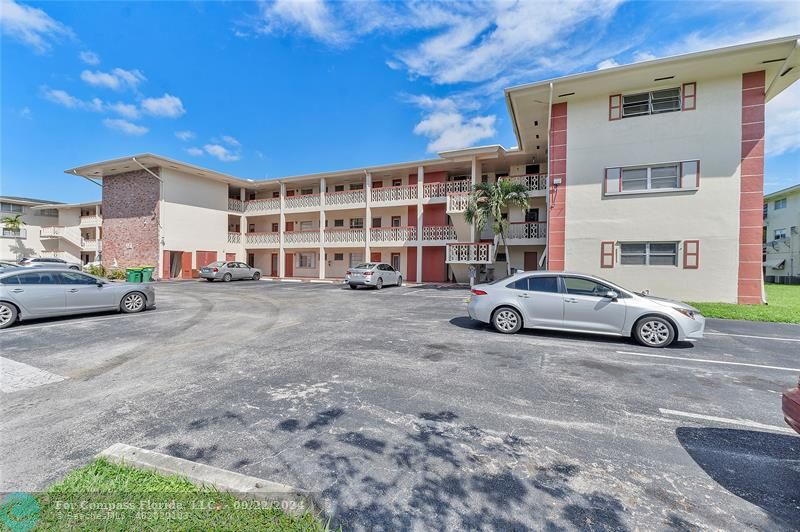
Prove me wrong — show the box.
[1,280,798,529]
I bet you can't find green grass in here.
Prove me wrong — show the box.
[688,284,800,323]
[24,458,328,531]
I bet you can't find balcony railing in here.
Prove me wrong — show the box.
[446,242,493,264]
[1,228,26,239]
[423,180,471,198]
[284,230,320,245]
[245,198,280,214]
[370,184,418,203]
[446,192,469,213]
[228,232,241,244]
[245,232,279,246]
[325,228,365,244]
[325,189,366,207]
[228,198,244,212]
[421,225,457,241]
[285,194,321,210]
[503,174,547,192]
[507,222,547,240]
[80,215,101,226]
[370,226,417,243]
[40,226,63,238]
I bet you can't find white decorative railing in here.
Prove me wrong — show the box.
[285,194,321,210]
[228,232,241,244]
[245,198,280,214]
[324,228,365,244]
[370,184,418,203]
[507,222,547,240]
[504,174,547,192]
[40,226,63,238]
[370,226,417,242]
[423,180,471,198]
[284,230,320,245]
[325,190,366,207]
[421,225,457,241]
[1,228,27,239]
[245,232,279,246]
[446,192,469,212]
[228,198,244,212]
[80,215,101,226]
[40,251,69,259]
[81,239,98,251]
[446,242,493,264]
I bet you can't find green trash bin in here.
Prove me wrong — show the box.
[126,268,143,283]
[140,266,154,282]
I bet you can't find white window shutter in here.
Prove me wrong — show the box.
[605,167,621,194]
[680,160,699,189]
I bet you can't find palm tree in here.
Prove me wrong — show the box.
[463,179,530,277]
[1,214,26,236]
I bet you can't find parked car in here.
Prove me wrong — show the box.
[0,261,20,273]
[17,257,80,270]
[0,268,155,329]
[199,261,261,282]
[467,271,705,348]
[345,263,403,290]
[783,376,800,435]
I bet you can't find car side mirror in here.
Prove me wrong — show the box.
[604,290,618,299]
[96,280,105,287]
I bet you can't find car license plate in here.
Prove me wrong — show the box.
[201,268,210,273]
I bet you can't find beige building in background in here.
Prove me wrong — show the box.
[763,184,800,282]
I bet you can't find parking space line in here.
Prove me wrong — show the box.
[704,331,800,343]
[0,308,185,333]
[615,350,800,372]
[1,356,66,393]
[658,408,794,434]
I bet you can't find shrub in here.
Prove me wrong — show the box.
[106,269,126,280]
[85,264,106,277]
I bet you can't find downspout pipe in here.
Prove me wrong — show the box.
[132,157,165,279]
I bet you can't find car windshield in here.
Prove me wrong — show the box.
[207,261,225,267]
[354,263,375,269]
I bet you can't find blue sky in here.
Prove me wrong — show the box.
[1,0,798,203]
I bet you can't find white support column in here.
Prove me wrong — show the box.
[365,172,372,260]
[239,187,247,262]
[319,177,326,279]
[470,156,479,243]
[416,165,424,284]
[278,182,286,278]
[95,203,102,261]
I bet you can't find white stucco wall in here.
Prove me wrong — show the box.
[563,75,743,302]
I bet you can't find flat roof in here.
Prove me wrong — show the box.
[0,195,63,206]
[30,200,101,210]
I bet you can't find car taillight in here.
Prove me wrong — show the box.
[471,289,487,296]
[212,268,219,272]
[346,270,352,275]
[364,271,373,276]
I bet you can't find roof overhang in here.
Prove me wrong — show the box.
[30,201,101,210]
[764,183,800,200]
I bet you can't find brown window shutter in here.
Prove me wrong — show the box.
[609,94,622,121]
[601,241,615,268]
[682,82,696,111]
[683,240,699,269]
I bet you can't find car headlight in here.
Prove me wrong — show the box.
[675,308,697,320]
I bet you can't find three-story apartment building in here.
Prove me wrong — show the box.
[63,36,799,302]
[763,184,800,283]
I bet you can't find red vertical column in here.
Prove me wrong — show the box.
[548,102,568,271]
[738,71,765,304]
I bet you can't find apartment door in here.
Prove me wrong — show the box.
[248,253,255,267]
[285,253,294,277]
[524,252,538,271]
[525,209,540,222]
[286,221,294,232]
[371,252,382,262]
[271,253,278,275]
[391,253,401,272]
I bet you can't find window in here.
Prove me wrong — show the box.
[620,242,678,266]
[58,272,97,285]
[334,184,345,192]
[607,161,697,194]
[349,253,363,267]
[525,164,540,174]
[0,275,20,285]
[763,204,768,219]
[248,224,255,233]
[392,179,402,187]
[372,181,383,188]
[391,216,402,227]
[622,164,678,191]
[509,275,559,293]
[227,262,238,268]
[271,223,279,232]
[334,219,344,227]
[272,191,280,198]
[301,188,313,195]
[298,220,314,231]
[622,87,681,118]
[334,253,344,261]
[40,209,58,217]
[298,253,315,269]
[2,228,23,237]
[372,217,382,228]
[0,203,24,213]
[775,228,787,240]
[349,218,364,229]
[17,272,59,284]
[563,277,611,297]
[349,183,363,190]
[775,198,787,210]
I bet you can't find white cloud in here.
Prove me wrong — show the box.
[221,135,240,147]
[256,0,348,45]
[19,106,31,119]
[0,0,73,53]
[597,58,620,70]
[186,146,204,156]
[107,102,139,119]
[204,143,240,162]
[632,51,656,62]
[141,93,185,118]
[766,82,800,157]
[413,111,496,153]
[80,68,145,90]
[42,87,81,108]
[175,130,195,141]
[79,50,100,65]
[103,118,148,136]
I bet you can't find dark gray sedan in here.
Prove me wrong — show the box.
[0,269,155,329]
[199,261,261,282]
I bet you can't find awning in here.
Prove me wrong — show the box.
[764,258,786,270]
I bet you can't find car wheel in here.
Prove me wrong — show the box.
[492,307,522,334]
[252,272,261,281]
[375,278,383,290]
[0,302,18,329]
[396,276,403,287]
[349,284,357,290]
[223,273,232,282]
[633,316,675,348]
[120,292,146,313]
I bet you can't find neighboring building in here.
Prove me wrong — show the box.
[764,184,800,283]
[61,35,799,303]
[0,196,101,264]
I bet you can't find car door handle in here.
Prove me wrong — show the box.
[517,294,529,298]
[10,288,24,293]
[67,288,79,293]
[564,298,578,303]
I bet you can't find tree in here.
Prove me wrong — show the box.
[1,214,26,235]
[463,179,530,277]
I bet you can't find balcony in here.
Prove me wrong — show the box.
[284,230,320,246]
[245,198,280,215]
[325,189,366,209]
[79,215,102,227]
[423,180,471,199]
[40,226,81,246]
[446,242,493,264]
[285,193,321,211]
[228,198,244,212]
[228,232,241,244]
[1,228,26,239]
[503,174,547,194]
[507,222,547,242]
[81,239,98,251]
[245,232,279,247]
[371,184,418,205]
[421,225,457,242]
[324,228,366,246]
[446,192,469,213]
[370,226,417,245]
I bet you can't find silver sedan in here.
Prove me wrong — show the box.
[199,261,261,282]
[467,271,705,348]
[345,263,402,289]
[0,268,155,329]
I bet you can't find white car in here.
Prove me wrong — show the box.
[17,257,81,271]
[345,263,402,289]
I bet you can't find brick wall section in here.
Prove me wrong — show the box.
[738,71,765,304]
[102,168,160,274]
[547,102,567,271]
